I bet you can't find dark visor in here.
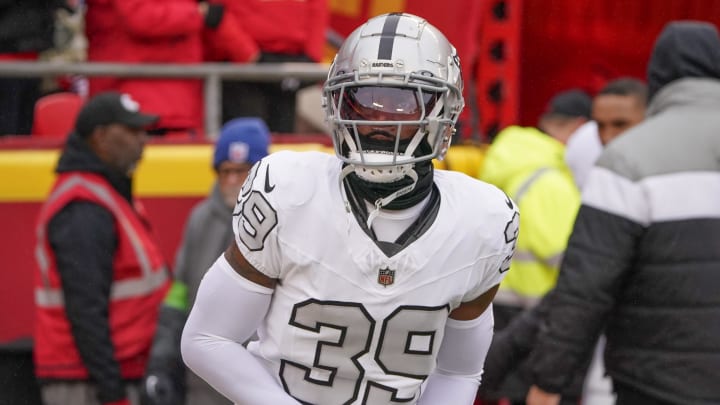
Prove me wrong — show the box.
[339,86,438,121]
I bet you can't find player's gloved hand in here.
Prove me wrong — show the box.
[140,372,183,405]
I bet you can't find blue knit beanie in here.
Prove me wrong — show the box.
[213,118,270,169]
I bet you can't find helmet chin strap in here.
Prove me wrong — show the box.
[365,169,418,229]
[339,164,355,213]
[338,164,419,229]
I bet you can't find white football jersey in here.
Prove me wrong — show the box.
[232,151,518,405]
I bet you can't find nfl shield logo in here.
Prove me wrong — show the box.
[378,267,395,286]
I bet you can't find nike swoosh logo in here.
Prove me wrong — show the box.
[264,165,275,193]
[504,194,514,210]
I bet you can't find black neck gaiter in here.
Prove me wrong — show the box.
[345,160,434,210]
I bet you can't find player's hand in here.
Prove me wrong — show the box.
[526,385,561,405]
[140,372,183,405]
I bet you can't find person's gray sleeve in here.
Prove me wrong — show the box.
[147,204,206,369]
[527,204,643,393]
[172,212,198,288]
[48,201,126,404]
[172,201,212,289]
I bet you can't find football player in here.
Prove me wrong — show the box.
[181,12,519,405]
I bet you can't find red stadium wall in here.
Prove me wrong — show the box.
[0,197,201,343]
[518,0,720,128]
[328,0,720,139]
[0,135,334,343]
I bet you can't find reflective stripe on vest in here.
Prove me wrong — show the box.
[514,167,552,203]
[35,270,168,307]
[493,288,541,308]
[512,249,564,269]
[498,167,565,307]
[35,174,168,308]
[511,167,565,269]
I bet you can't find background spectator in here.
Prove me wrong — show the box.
[536,89,593,145]
[33,92,170,405]
[592,77,648,146]
[0,0,74,135]
[215,0,329,133]
[565,78,647,190]
[84,0,225,136]
[141,118,270,405]
[526,21,720,405]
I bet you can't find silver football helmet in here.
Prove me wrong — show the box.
[323,13,465,184]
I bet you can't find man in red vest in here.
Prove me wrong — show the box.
[33,92,171,405]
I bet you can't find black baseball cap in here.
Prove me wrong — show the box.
[75,91,159,137]
[544,89,592,119]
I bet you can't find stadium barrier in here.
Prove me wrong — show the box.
[0,61,330,137]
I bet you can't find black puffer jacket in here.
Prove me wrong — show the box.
[480,291,588,404]
[528,22,720,405]
[0,0,71,54]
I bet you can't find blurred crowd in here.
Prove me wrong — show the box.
[0,0,329,138]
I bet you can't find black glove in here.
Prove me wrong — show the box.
[141,305,188,405]
[141,371,185,405]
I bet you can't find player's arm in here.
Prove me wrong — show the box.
[449,283,499,320]
[224,238,276,288]
[418,285,499,405]
[180,242,298,404]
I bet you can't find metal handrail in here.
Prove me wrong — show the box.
[0,61,330,137]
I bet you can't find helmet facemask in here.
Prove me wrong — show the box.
[326,72,460,184]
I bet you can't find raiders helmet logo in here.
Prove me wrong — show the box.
[378,267,395,286]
